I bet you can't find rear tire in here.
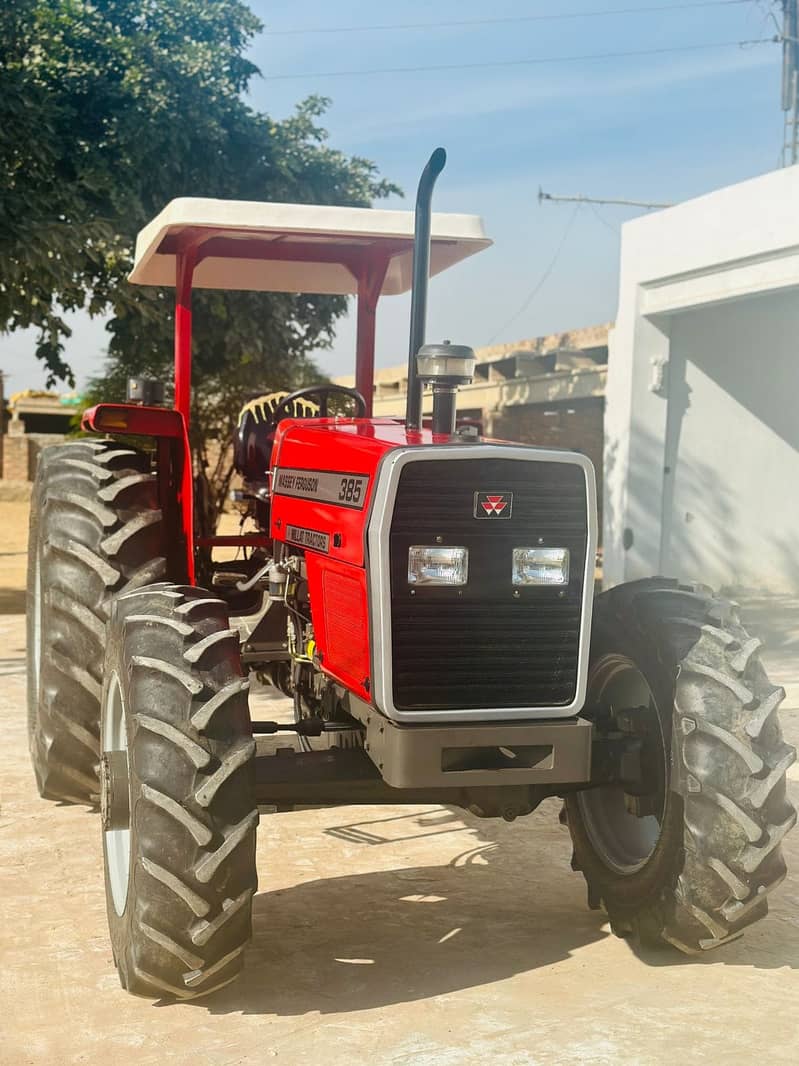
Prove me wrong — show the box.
[101,583,258,999]
[567,579,796,953]
[27,439,167,803]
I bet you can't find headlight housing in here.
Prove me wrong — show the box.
[408,546,469,586]
[512,547,570,586]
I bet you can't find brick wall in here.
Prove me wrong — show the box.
[1,433,67,481]
[2,435,30,481]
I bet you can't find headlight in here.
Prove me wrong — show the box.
[512,547,570,586]
[408,546,468,586]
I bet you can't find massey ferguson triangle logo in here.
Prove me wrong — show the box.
[482,495,507,515]
[474,491,513,518]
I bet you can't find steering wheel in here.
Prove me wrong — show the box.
[270,385,367,424]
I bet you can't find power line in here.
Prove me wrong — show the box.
[260,37,777,82]
[266,1,753,37]
[486,204,582,345]
[588,203,622,235]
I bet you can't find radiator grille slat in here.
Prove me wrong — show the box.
[389,457,588,711]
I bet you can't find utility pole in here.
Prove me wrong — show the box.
[782,0,799,165]
[537,188,672,211]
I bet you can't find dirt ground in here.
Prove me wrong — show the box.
[0,500,30,613]
[2,499,799,1065]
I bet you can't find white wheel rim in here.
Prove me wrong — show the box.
[102,672,131,916]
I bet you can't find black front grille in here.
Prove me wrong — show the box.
[389,456,588,711]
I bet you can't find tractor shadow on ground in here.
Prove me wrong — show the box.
[734,589,799,688]
[204,843,610,1016]
[195,807,799,1017]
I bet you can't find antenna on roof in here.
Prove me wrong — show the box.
[537,187,672,211]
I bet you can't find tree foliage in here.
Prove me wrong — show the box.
[1,0,398,530]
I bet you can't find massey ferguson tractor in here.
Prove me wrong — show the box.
[27,149,795,999]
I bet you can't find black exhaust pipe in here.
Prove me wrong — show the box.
[405,147,447,431]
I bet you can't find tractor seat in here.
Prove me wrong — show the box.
[233,391,320,484]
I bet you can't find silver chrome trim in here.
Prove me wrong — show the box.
[102,671,131,916]
[366,444,598,723]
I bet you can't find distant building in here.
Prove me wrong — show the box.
[335,322,610,529]
[1,390,80,481]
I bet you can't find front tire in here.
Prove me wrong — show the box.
[27,439,167,803]
[101,583,258,999]
[567,579,796,953]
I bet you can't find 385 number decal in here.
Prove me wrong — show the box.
[338,477,363,504]
[273,468,369,508]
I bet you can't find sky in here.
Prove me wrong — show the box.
[0,0,785,394]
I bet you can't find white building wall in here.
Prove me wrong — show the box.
[663,294,799,591]
[605,166,799,593]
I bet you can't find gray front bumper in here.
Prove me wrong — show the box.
[363,714,592,789]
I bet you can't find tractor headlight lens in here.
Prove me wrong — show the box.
[408,546,469,586]
[512,547,570,586]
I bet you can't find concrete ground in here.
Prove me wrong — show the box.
[1,511,799,1065]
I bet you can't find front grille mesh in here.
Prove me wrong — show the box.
[388,457,588,711]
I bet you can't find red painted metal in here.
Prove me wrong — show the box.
[173,241,201,582]
[84,213,459,689]
[305,553,371,701]
[269,417,452,693]
[84,224,414,590]
[81,401,194,583]
[270,421,391,568]
[269,420,445,561]
[274,416,439,457]
[162,231,401,418]
[81,403,185,437]
[174,245,198,425]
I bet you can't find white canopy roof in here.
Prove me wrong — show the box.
[129,198,492,295]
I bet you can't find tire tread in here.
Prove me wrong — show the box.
[568,577,796,953]
[104,584,257,1000]
[27,439,167,803]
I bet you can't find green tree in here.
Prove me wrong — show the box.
[1,0,397,531]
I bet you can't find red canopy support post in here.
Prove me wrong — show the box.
[355,252,390,417]
[173,243,199,583]
[174,244,198,423]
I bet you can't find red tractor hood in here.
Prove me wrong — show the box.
[270,417,450,568]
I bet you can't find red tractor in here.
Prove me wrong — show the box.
[27,151,795,999]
